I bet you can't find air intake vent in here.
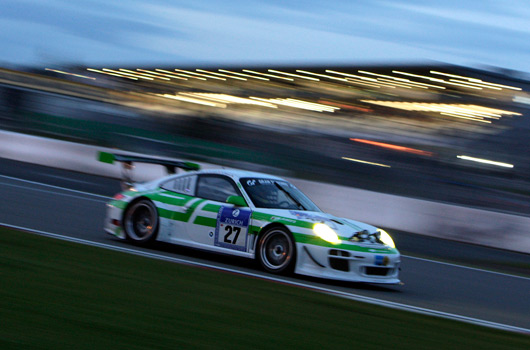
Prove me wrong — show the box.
[364,267,390,276]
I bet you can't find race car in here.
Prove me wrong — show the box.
[100,152,400,284]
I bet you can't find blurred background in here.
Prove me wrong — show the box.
[3,3,530,344]
[1,0,530,218]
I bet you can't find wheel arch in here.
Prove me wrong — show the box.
[253,222,293,251]
[255,222,297,274]
[121,196,160,242]
[121,195,158,222]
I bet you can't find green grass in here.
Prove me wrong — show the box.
[1,227,528,350]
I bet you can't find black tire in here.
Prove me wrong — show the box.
[257,227,296,274]
[123,199,159,244]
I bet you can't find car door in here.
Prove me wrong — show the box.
[157,174,201,244]
[187,174,252,254]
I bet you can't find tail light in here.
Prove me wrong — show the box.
[113,193,125,200]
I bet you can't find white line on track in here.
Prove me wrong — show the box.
[404,255,530,281]
[0,174,110,201]
[2,222,529,335]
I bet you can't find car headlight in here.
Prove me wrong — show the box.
[377,229,395,248]
[313,223,341,244]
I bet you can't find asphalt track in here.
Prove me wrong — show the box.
[1,158,529,332]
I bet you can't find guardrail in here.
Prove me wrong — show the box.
[1,130,529,254]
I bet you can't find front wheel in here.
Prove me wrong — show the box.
[123,199,159,244]
[257,227,295,274]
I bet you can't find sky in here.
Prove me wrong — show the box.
[1,0,529,73]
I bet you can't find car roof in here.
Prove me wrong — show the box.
[182,168,285,182]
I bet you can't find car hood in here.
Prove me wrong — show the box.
[253,208,378,239]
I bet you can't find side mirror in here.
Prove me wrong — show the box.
[226,195,247,207]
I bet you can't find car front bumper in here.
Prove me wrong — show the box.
[295,242,401,284]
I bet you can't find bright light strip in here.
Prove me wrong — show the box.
[423,70,521,91]
[437,80,482,89]
[87,68,138,80]
[392,71,482,89]
[449,79,502,90]
[154,69,190,80]
[103,68,151,80]
[137,69,185,80]
[358,70,412,82]
[430,71,478,80]
[218,69,269,81]
[268,70,320,81]
[175,69,225,80]
[374,80,418,89]
[378,78,433,89]
[286,98,339,111]
[430,71,522,90]
[326,70,377,81]
[313,223,341,244]
[468,105,521,116]
[242,70,293,81]
[419,105,488,119]
[398,80,445,89]
[46,68,96,80]
[354,70,445,89]
[170,72,206,80]
[279,100,334,112]
[156,93,226,108]
[421,104,504,119]
[296,70,348,82]
[351,138,433,156]
[249,97,338,112]
[472,81,522,91]
[393,70,439,81]
[345,79,382,88]
[440,113,491,123]
[319,100,372,112]
[375,78,414,89]
[180,93,277,108]
[457,155,514,168]
[342,157,391,168]
[442,106,500,119]
[119,69,170,81]
[360,101,519,123]
[330,70,420,90]
[103,68,152,80]
[196,69,247,81]
[358,80,395,89]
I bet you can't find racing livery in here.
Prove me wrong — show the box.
[101,152,400,284]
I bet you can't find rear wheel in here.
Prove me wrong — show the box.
[123,199,159,244]
[258,227,295,274]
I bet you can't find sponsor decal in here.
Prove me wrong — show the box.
[289,211,329,222]
[375,255,390,266]
[270,216,297,223]
[215,206,251,251]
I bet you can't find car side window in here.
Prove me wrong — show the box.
[196,175,240,202]
[160,175,196,195]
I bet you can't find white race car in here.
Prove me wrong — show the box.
[101,152,400,284]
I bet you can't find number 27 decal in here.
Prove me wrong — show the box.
[216,206,251,251]
[223,225,241,244]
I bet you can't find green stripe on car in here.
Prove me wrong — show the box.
[193,216,217,227]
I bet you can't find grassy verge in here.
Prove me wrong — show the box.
[1,227,528,350]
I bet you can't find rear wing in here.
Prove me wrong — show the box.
[98,151,200,189]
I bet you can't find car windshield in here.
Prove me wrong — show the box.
[241,177,321,211]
